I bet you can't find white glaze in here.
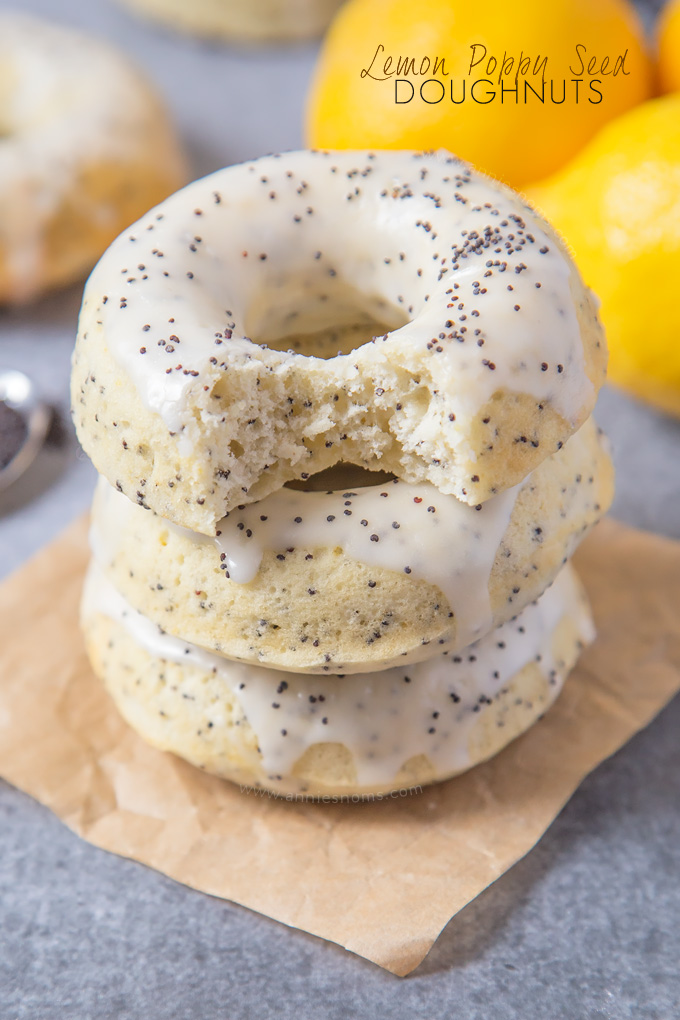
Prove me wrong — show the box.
[0,12,185,300]
[92,472,520,647]
[83,150,590,441]
[209,478,519,648]
[83,561,594,787]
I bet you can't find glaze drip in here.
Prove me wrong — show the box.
[93,473,521,648]
[83,562,594,787]
[211,478,520,647]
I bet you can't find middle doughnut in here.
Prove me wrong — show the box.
[92,416,612,674]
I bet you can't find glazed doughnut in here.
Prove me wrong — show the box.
[117,0,345,43]
[0,12,186,304]
[82,560,594,796]
[90,416,613,673]
[72,150,607,534]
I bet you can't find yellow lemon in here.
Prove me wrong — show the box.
[527,94,680,417]
[658,0,680,93]
[305,0,652,188]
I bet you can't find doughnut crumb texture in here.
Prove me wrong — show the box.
[72,150,607,534]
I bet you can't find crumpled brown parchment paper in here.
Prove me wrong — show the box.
[0,516,678,976]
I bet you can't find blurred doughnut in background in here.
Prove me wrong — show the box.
[0,11,187,306]
[115,0,346,44]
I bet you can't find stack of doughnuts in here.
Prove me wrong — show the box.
[72,150,613,797]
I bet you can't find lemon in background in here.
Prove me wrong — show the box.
[306,0,652,188]
[658,0,680,93]
[528,94,680,417]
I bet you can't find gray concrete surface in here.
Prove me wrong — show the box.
[1,0,679,1016]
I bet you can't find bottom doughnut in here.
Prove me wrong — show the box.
[81,562,595,797]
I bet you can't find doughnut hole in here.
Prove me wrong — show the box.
[243,278,409,360]
[265,317,393,359]
[284,462,396,492]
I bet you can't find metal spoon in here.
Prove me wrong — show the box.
[0,370,51,492]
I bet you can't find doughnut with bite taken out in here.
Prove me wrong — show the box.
[72,150,607,535]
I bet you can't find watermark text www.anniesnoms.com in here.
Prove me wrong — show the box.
[361,42,633,105]
[239,784,423,802]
